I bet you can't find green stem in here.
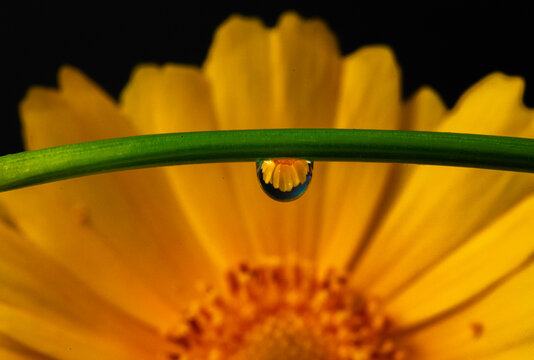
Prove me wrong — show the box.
[1,129,534,192]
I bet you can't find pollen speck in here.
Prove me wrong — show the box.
[71,202,91,226]
[470,322,484,338]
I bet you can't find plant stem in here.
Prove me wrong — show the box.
[1,129,534,192]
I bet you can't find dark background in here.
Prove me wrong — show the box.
[1,2,533,156]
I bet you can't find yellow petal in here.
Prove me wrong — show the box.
[317,46,401,271]
[351,73,534,299]
[0,333,51,360]
[386,194,534,327]
[335,46,401,129]
[439,73,530,135]
[202,13,340,261]
[479,345,534,360]
[202,14,283,259]
[0,303,158,360]
[120,63,217,133]
[289,164,301,187]
[270,12,341,128]
[0,185,178,329]
[204,15,273,129]
[293,160,308,184]
[404,86,447,131]
[22,66,135,150]
[3,67,222,328]
[0,221,164,360]
[262,160,275,184]
[277,164,287,191]
[120,62,256,266]
[273,164,281,189]
[204,12,340,129]
[405,259,534,359]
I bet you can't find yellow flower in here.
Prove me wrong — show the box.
[1,11,534,360]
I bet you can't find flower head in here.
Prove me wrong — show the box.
[1,11,534,360]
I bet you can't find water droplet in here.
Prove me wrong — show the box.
[256,159,313,202]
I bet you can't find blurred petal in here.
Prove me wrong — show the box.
[204,12,341,130]
[0,333,53,360]
[203,15,272,129]
[336,47,401,129]
[318,46,401,271]
[0,184,178,329]
[120,64,217,133]
[404,86,447,131]
[0,221,165,360]
[0,303,155,360]
[351,73,534,299]
[22,66,135,149]
[121,63,260,266]
[405,258,534,360]
[269,12,341,128]
[200,15,281,260]
[202,13,342,261]
[386,194,534,327]
[2,67,222,329]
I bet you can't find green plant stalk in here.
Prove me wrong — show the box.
[1,129,534,192]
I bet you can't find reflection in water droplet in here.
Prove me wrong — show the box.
[256,159,313,202]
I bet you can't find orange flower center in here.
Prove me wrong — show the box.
[166,262,406,360]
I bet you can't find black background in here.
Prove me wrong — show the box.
[1,2,533,156]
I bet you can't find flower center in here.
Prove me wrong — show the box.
[166,262,405,360]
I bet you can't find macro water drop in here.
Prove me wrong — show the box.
[256,159,313,202]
